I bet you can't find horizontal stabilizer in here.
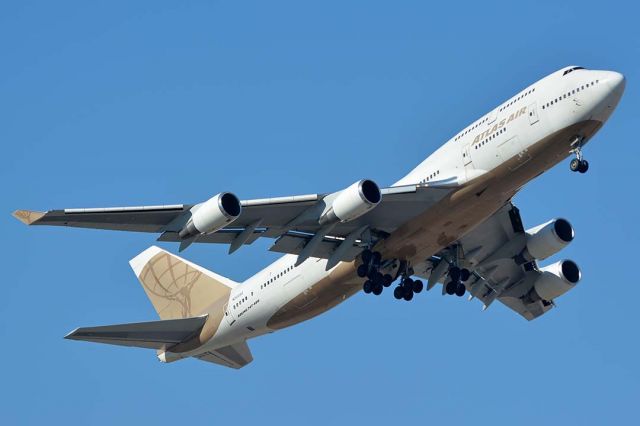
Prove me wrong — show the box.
[65,315,208,350]
[194,341,253,369]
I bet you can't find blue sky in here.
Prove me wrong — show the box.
[2,1,638,424]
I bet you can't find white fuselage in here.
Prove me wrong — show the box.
[192,67,625,355]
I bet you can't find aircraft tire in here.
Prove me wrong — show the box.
[393,286,404,299]
[357,264,368,278]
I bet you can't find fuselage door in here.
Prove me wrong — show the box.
[528,102,539,125]
[462,143,472,166]
[487,108,498,125]
[224,302,236,326]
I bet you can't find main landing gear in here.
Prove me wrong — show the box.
[569,138,589,174]
[358,250,423,302]
[359,250,393,297]
[392,275,424,302]
[444,266,470,297]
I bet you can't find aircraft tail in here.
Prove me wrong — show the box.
[65,246,253,369]
[129,246,236,320]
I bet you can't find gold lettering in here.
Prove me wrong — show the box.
[498,119,506,128]
[506,113,515,124]
[473,134,480,144]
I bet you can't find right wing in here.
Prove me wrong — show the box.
[14,183,452,263]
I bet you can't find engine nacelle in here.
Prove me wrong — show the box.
[533,259,581,300]
[525,218,575,261]
[179,192,241,239]
[321,179,381,224]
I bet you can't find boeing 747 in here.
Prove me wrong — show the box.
[14,66,625,368]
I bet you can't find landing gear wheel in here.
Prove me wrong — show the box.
[393,286,404,300]
[459,268,470,282]
[445,281,456,295]
[449,266,461,282]
[413,280,424,294]
[570,158,581,172]
[357,264,368,278]
[373,272,385,287]
[383,274,393,287]
[372,283,383,296]
[455,283,466,297]
[361,249,372,265]
[403,291,414,301]
[578,160,589,173]
[363,280,373,294]
[403,285,413,297]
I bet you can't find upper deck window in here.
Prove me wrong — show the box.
[563,66,585,76]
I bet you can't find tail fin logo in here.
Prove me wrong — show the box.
[139,252,201,319]
[131,247,233,320]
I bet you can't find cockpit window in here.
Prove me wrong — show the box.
[563,66,585,76]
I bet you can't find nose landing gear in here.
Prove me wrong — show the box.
[569,137,589,174]
[569,158,589,173]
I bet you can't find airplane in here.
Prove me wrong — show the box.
[13,65,625,369]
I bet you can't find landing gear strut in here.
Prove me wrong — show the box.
[569,137,589,174]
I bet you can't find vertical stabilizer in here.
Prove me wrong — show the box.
[130,246,236,320]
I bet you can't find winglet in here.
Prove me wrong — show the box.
[12,210,46,225]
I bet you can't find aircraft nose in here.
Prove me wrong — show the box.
[606,71,626,95]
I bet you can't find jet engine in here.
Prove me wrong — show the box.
[524,218,575,261]
[179,192,241,239]
[533,259,581,300]
[320,179,381,224]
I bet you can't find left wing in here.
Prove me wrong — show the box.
[416,203,580,320]
[14,183,452,263]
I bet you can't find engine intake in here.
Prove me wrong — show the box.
[179,192,241,239]
[524,218,575,261]
[533,259,581,300]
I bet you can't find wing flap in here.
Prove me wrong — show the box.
[65,315,208,350]
[268,232,362,261]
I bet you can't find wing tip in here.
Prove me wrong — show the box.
[64,328,81,340]
[12,209,46,225]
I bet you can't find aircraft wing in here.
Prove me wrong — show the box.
[416,203,558,320]
[14,184,452,262]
